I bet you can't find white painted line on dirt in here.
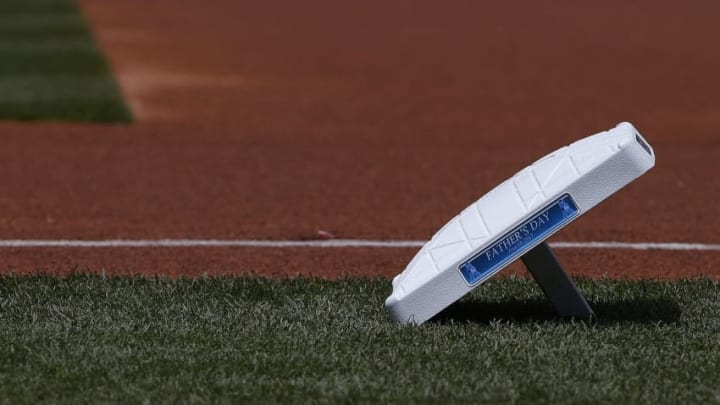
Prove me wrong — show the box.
[0,239,717,251]
[0,239,423,248]
[550,241,720,251]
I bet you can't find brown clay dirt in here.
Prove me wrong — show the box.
[1,0,718,278]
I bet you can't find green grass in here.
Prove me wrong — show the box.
[0,276,718,403]
[0,0,131,122]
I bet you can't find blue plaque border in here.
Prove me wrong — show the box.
[458,193,580,286]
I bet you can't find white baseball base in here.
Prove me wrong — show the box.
[385,122,656,324]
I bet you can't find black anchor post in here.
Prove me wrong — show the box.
[520,242,594,318]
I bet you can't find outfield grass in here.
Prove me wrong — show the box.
[0,0,130,122]
[0,275,718,403]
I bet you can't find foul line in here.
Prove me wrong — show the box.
[550,241,720,251]
[0,239,717,251]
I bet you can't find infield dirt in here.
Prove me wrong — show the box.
[1,0,718,278]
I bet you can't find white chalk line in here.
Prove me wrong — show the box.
[0,239,717,251]
[550,241,720,251]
